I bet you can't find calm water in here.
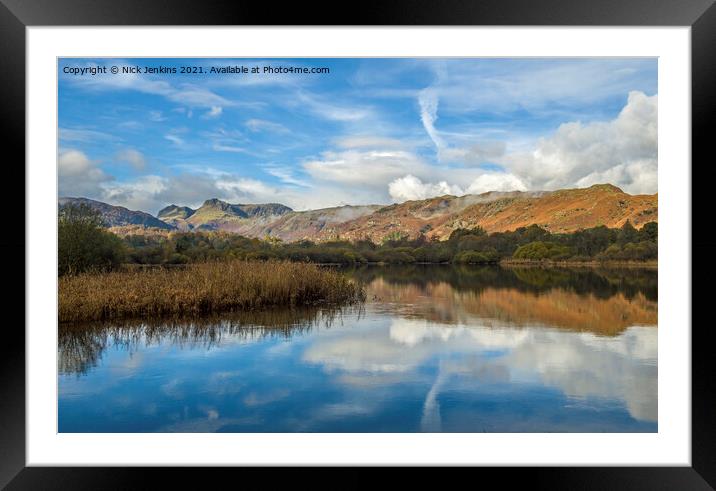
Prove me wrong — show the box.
[58,265,657,432]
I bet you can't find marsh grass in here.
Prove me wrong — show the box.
[59,260,365,322]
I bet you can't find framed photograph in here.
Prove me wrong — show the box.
[3,0,713,486]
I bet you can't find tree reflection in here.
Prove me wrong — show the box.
[59,306,361,375]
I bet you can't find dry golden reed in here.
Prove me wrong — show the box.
[59,260,365,322]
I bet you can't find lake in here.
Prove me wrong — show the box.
[58,265,657,432]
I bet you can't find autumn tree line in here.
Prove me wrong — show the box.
[59,203,657,275]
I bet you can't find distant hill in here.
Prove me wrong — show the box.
[161,199,294,233]
[59,197,174,230]
[319,184,658,242]
[61,184,657,242]
[256,204,382,242]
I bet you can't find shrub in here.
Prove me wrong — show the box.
[513,241,572,261]
[58,203,126,276]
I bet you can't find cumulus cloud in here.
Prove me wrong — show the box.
[116,148,146,170]
[388,175,462,202]
[465,172,527,194]
[388,173,527,202]
[58,149,112,197]
[502,91,657,194]
[305,147,533,204]
[102,175,167,212]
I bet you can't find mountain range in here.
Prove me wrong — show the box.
[59,183,658,242]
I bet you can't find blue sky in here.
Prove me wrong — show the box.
[58,58,657,214]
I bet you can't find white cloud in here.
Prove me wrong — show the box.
[149,110,166,122]
[245,118,289,134]
[59,128,118,143]
[305,148,534,204]
[215,177,277,198]
[293,92,372,122]
[203,106,223,119]
[212,144,251,154]
[388,175,462,202]
[465,172,527,194]
[116,148,146,170]
[303,150,431,187]
[101,175,168,212]
[575,159,657,195]
[173,86,231,108]
[58,149,112,197]
[388,173,526,203]
[164,134,185,147]
[418,88,445,153]
[263,165,310,187]
[501,91,657,194]
[417,87,508,166]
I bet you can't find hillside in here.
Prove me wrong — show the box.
[59,197,174,230]
[62,184,657,242]
[317,184,657,243]
[161,199,294,234]
[156,205,195,229]
[257,205,382,242]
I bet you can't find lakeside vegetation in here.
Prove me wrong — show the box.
[59,202,658,276]
[57,203,656,322]
[120,217,657,267]
[59,260,365,322]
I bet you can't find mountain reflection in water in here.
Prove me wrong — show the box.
[59,265,657,433]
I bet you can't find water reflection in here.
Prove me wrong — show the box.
[58,265,657,432]
[352,265,656,335]
[59,307,353,375]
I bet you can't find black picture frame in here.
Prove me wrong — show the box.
[2,0,713,486]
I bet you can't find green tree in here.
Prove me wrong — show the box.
[617,220,639,245]
[513,241,572,260]
[58,204,126,276]
[639,221,658,242]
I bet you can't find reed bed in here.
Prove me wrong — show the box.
[59,260,365,323]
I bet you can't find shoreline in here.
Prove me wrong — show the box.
[500,259,657,269]
[123,260,658,269]
[326,260,657,269]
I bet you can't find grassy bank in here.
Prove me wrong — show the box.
[59,260,365,323]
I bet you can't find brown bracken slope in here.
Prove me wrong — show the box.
[318,184,657,243]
